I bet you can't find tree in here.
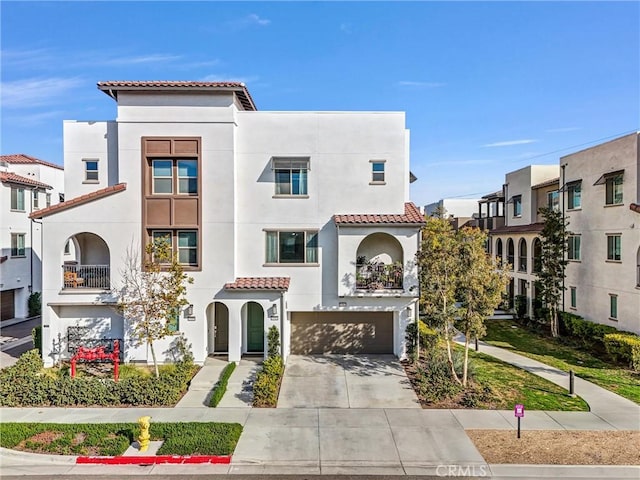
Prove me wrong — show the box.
[456,227,509,386]
[116,239,193,377]
[417,213,461,383]
[537,206,569,337]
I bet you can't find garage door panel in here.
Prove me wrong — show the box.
[1,290,16,321]
[291,312,393,354]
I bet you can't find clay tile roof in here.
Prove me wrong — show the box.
[1,154,64,171]
[0,172,52,189]
[224,277,290,291]
[631,203,640,214]
[490,223,545,234]
[30,183,127,219]
[97,80,257,111]
[333,202,425,226]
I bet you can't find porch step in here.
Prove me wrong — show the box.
[488,309,515,320]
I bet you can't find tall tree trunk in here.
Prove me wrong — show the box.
[463,331,470,387]
[149,339,159,378]
[550,305,559,337]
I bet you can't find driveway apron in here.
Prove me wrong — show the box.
[277,354,420,408]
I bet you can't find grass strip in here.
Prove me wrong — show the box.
[483,320,640,404]
[0,422,242,456]
[208,362,237,407]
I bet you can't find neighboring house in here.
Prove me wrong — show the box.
[560,132,640,335]
[476,190,505,251]
[32,81,423,367]
[424,198,480,230]
[488,165,560,316]
[0,154,64,320]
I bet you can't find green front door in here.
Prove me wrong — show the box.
[247,303,264,352]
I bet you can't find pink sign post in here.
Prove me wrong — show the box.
[514,404,525,438]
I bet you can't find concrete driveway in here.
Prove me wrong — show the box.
[277,354,420,408]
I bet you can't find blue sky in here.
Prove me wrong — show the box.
[2,1,638,206]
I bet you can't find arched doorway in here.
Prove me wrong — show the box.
[61,232,110,289]
[207,302,229,355]
[245,302,264,353]
[355,232,404,290]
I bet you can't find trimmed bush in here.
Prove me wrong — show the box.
[559,312,618,350]
[406,320,439,361]
[604,333,640,371]
[267,325,280,358]
[31,327,42,354]
[253,356,284,407]
[514,295,527,320]
[27,292,41,318]
[209,362,237,407]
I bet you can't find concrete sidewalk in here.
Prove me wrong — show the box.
[454,333,640,430]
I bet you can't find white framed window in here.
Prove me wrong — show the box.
[32,190,39,209]
[609,294,618,319]
[10,187,25,211]
[371,160,385,183]
[513,196,522,217]
[83,159,99,182]
[152,160,173,194]
[567,235,581,261]
[11,233,26,257]
[46,193,51,207]
[570,287,577,309]
[567,182,581,209]
[547,190,559,212]
[273,158,309,196]
[605,174,623,205]
[266,230,318,264]
[151,230,173,263]
[177,160,198,195]
[177,231,198,265]
[607,234,621,261]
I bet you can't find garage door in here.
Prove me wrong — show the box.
[1,289,16,321]
[291,312,393,354]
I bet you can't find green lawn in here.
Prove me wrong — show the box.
[483,320,640,404]
[0,422,242,456]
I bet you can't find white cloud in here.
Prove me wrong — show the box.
[99,53,183,66]
[1,48,55,69]
[1,77,84,108]
[425,158,495,167]
[546,127,581,133]
[396,80,446,88]
[4,110,66,126]
[482,139,538,147]
[247,13,270,26]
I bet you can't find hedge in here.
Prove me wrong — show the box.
[558,311,618,350]
[252,355,284,407]
[604,333,640,371]
[0,349,196,407]
[209,362,237,407]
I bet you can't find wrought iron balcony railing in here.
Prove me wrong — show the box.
[62,264,110,290]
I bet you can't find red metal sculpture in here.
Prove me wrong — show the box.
[70,340,120,381]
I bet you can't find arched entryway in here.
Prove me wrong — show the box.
[355,232,404,290]
[244,302,264,353]
[61,232,110,289]
[207,302,229,355]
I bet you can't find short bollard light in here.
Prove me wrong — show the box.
[514,404,524,439]
[138,416,151,452]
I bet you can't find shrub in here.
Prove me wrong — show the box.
[267,325,280,358]
[153,422,242,455]
[514,295,527,320]
[415,349,462,403]
[253,356,284,407]
[27,292,41,318]
[604,333,640,371]
[31,327,42,354]
[209,362,237,407]
[406,321,439,361]
[559,312,618,351]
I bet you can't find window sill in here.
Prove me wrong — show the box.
[608,317,618,322]
[569,307,577,311]
[605,260,622,264]
[263,263,320,267]
[369,181,386,186]
[567,208,582,212]
[10,255,26,259]
[83,180,100,184]
[604,203,624,208]
[10,209,26,213]
[272,195,310,199]
[568,259,581,263]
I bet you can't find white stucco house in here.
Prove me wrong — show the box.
[1,154,64,321]
[33,81,423,366]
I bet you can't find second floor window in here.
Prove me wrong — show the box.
[605,174,623,205]
[607,234,621,261]
[570,287,577,309]
[84,160,99,182]
[567,235,581,261]
[266,230,318,264]
[32,190,39,209]
[547,190,559,212]
[150,230,198,266]
[11,187,25,211]
[273,158,309,196]
[567,182,581,209]
[609,294,618,319]
[371,161,385,183]
[152,159,198,195]
[11,233,25,257]
[46,193,51,207]
[513,196,522,217]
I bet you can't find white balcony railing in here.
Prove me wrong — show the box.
[62,264,110,290]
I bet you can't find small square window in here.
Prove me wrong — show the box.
[84,159,99,182]
[371,161,385,183]
[273,158,309,196]
[11,233,26,257]
[609,294,618,319]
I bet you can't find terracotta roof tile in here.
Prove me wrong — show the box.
[631,203,640,214]
[1,154,64,171]
[334,202,425,226]
[490,223,545,234]
[97,81,257,111]
[224,277,290,291]
[30,183,127,219]
[0,171,52,189]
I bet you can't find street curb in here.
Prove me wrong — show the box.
[76,454,232,465]
[489,464,640,478]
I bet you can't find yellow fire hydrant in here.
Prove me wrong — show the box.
[138,416,151,452]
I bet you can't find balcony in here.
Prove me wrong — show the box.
[356,262,403,291]
[63,264,110,290]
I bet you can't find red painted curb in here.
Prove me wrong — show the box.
[76,454,232,465]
